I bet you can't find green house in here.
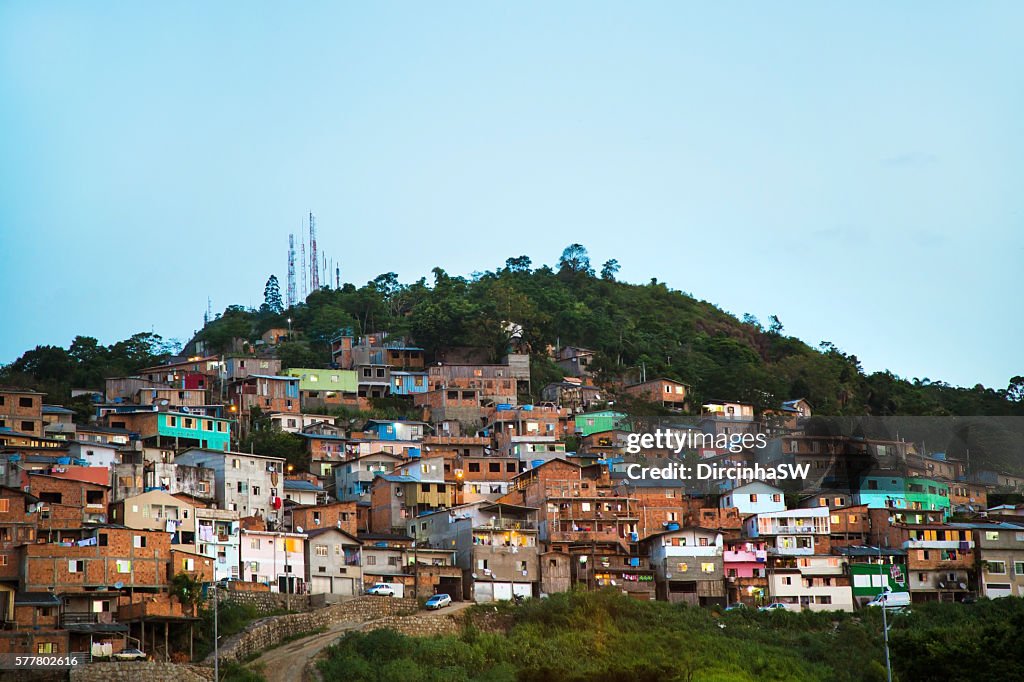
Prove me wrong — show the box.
[575,410,629,437]
[158,412,231,451]
[284,368,358,393]
[837,546,909,600]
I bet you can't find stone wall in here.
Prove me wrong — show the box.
[70,662,214,682]
[207,596,419,665]
[214,587,314,615]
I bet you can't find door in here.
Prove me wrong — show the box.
[334,578,354,596]
[310,576,332,595]
[493,582,513,601]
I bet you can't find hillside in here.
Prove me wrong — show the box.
[2,246,1022,421]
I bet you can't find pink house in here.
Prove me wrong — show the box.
[723,540,768,579]
[239,529,308,594]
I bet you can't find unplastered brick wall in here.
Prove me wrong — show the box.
[209,596,418,664]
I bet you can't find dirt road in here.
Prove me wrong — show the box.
[248,601,474,682]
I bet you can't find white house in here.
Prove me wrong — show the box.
[720,482,786,517]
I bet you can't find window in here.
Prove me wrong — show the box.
[37,643,54,654]
[506,462,517,473]
[782,576,793,585]
[233,459,241,469]
[19,397,33,408]
[316,545,328,557]
[489,463,500,473]
[21,421,34,432]
[366,555,376,565]
[749,494,758,503]
[0,500,8,513]
[1014,562,1024,576]
[701,563,715,573]
[772,494,781,502]
[468,463,480,473]
[250,539,260,549]
[831,515,840,524]
[987,561,1007,574]
[252,486,261,496]
[115,560,132,573]
[985,531,1000,541]
[134,535,146,548]
[387,556,399,566]
[69,560,85,573]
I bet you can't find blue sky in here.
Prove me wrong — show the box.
[1,2,1021,389]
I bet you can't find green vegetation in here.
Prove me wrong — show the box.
[317,589,1024,682]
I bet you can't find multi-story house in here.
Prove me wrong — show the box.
[769,554,853,612]
[334,452,404,503]
[369,458,453,534]
[553,346,596,377]
[29,473,109,540]
[105,410,232,451]
[0,387,45,437]
[487,405,568,456]
[453,455,523,504]
[174,449,286,525]
[872,522,975,603]
[228,375,300,417]
[304,527,362,596]
[856,474,951,519]
[957,521,1024,598]
[574,411,628,437]
[411,501,540,602]
[222,356,281,381]
[642,527,725,605]
[823,504,870,548]
[194,505,241,582]
[295,422,347,480]
[723,539,769,605]
[283,479,326,506]
[744,507,831,556]
[239,529,307,593]
[283,368,358,411]
[109,490,196,546]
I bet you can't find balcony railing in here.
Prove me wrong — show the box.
[903,539,974,550]
[475,519,538,531]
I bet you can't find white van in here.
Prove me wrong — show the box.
[866,591,910,609]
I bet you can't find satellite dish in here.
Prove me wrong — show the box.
[114,582,124,589]
[296,526,303,533]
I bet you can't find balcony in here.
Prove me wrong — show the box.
[768,525,822,534]
[474,518,538,532]
[724,550,767,563]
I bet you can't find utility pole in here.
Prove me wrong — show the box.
[213,582,219,682]
[878,545,893,682]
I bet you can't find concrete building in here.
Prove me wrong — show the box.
[174,449,286,525]
[239,529,307,593]
[304,527,362,596]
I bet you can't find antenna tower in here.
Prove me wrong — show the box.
[309,212,320,291]
[286,234,297,308]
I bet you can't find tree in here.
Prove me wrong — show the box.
[505,255,532,273]
[768,315,784,335]
[600,259,620,281]
[262,275,284,314]
[558,244,593,275]
[170,572,204,615]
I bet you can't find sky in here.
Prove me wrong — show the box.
[1,2,1021,389]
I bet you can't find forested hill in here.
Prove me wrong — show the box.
[3,245,1023,418]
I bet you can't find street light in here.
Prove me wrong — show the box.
[287,318,292,336]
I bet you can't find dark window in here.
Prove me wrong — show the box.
[85,491,104,504]
[468,463,480,473]
[39,492,62,504]
[376,368,385,378]
[19,397,33,408]
[99,534,109,546]
[506,463,517,473]
[488,463,500,473]
[21,421,35,432]
[421,484,430,493]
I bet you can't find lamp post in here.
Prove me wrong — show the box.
[286,318,292,337]
[213,581,219,682]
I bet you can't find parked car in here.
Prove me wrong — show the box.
[758,602,789,612]
[113,648,146,661]
[366,583,398,597]
[425,593,452,610]
[724,602,747,612]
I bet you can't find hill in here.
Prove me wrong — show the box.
[2,246,1022,420]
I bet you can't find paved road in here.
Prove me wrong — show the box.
[248,601,474,682]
